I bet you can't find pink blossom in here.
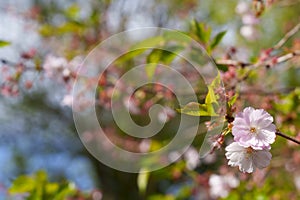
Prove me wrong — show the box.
[242,14,259,25]
[184,147,200,170]
[235,1,249,14]
[209,174,239,198]
[43,55,82,78]
[232,107,276,150]
[225,142,272,173]
[240,25,258,41]
[61,94,73,107]
[43,55,68,73]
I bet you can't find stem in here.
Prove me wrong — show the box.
[276,131,300,145]
[274,22,300,50]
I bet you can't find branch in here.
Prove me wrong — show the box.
[239,87,296,96]
[216,50,300,68]
[276,50,300,63]
[276,130,300,145]
[215,59,252,67]
[0,58,37,71]
[273,22,300,50]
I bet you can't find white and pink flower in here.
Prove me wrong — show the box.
[232,107,276,150]
[225,142,272,173]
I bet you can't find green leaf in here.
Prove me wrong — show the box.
[145,63,157,79]
[131,36,165,50]
[205,86,218,105]
[204,73,221,106]
[0,40,11,47]
[45,183,59,194]
[210,31,226,50]
[53,183,76,200]
[137,168,150,194]
[178,102,218,117]
[148,195,175,200]
[190,20,211,44]
[9,175,36,194]
[65,4,80,19]
[145,46,184,79]
[115,49,146,64]
[228,93,238,107]
[210,72,221,88]
[162,30,191,44]
[216,64,228,72]
[9,171,78,200]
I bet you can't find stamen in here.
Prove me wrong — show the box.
[246,147,254,154]
[250,127,257,133]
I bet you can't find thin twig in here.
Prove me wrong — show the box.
[276,131,300,145]
[278,0,300,7]
[276,50,300,63]
[274,22,300,50]
[0,58,37,71]
[215,50,300,69]
[215,59,252,67]
[239,87,296,96]
[216,50,300,89]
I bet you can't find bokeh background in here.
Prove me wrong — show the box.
[0,0,300,199]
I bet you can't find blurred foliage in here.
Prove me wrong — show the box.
[1,0,300,200]
[8,171,95,200]
[0,40,11,47]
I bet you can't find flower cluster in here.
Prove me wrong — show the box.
[209,174,240,198]
[236,1,259,40]
[225,107,276,173]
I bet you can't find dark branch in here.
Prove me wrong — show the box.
[276,130,300,145]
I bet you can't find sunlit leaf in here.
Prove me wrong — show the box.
[115,49,147,64]
[0,40,11,47]
[148,195,175,200]
[137,168,150,194]
[162,30,191,44]
[131,36,165,50]
[146,46,184,79]
[216,64,228,72]
[228,93,238,107]
[9,176,36,194]
[190,20,211,44]
[65,4,80,19]
[205,86,218,105]
[178,102,218,117]
[210,31,226,50]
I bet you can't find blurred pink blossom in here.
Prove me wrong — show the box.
[61,94,73,107]
[43,55,68,76]
[242,14,260,25]
[235,1,249,14]
[240,25,258,41]
[184,147,200,170]
[209,174,239,198]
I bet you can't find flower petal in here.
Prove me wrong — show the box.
[253,150,272,169]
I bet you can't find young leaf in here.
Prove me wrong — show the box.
[190,20,211,44]
[65,4,80,19]
[205,86,218,105]
[178,102,218,117]
[131,36,165,50]
[216,64,229,72]
[137,169,150,195]
[210,31,226,50]
[145,46,184,79]
[228,93,238,107]
[0,40,11,47]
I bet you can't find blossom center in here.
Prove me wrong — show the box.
[250,127,257,134]
[246,147,254,154]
